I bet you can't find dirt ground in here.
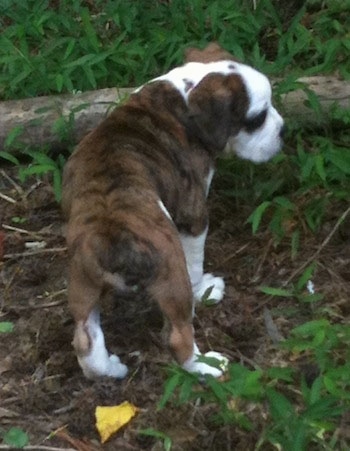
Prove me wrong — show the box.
[1,166,349,450]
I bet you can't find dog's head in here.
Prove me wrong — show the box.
[182,43,284,163]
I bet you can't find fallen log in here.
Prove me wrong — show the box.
[0,87,132,154]
[0,76,349,154]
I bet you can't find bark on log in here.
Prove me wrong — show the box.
[0,76,349,153]
[282,76,350,122]
[0,87,132,154]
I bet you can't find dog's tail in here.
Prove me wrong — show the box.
[75,229,158,294]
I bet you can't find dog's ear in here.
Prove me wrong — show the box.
[187,73,247,152]
[185,42,239,64]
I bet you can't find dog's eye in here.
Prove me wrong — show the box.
[244,109,267,132]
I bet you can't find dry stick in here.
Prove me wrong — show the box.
[4,247,67,259]
[281,204,350,287]
[0,169,24,195]
[219,242,250,266]
[24,180,42,198]
[2,223,58,236]
[0,192,16,204]
[11,299,66,311]
[252,238,273,282]
[0,446,75,451]
[2,223,43,236]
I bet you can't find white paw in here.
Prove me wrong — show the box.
[79,353,128,380]
[183,350,229,378]
[194,273,225,304]
[106,354,128,379]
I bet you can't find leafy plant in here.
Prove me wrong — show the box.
[259,263,324,304]
[138,428,172,451]
[0,321,14,333]
[18,150,65,202]
[1,427,29,448]
[160,361,264,430]
[159,318,349,450]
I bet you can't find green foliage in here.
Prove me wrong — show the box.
[260,263,324,304]
[245,115,350,249]
[263,386,342,451]
[1,427,29,448]
[160,316,349,450]
[0,321,14,333]
[18,150,65,202]
[160,362,264,429]
[138,428,172,451]
[1,0,349,101]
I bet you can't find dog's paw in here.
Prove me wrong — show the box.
[194,273,225,304]
[106,354,128,379]
[79,353,128,380]
[183,350,229,378]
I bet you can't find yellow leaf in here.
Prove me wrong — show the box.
[95,401,139,443]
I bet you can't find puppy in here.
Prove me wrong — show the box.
[62,43,284,379]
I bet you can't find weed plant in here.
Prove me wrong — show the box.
[0,0,349,100]
[159,313,350,450]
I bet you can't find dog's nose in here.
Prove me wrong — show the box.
[279,124,286,139]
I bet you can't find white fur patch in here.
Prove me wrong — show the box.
[228,105,284,163]
[179,228,207,290]
[182,343,228,377]
[158,199,173,221]
[77,310,128,379]
[151,61,235,101]
[205,167,215,196]
[193,273,225,304]
[150,60,272,108]
[179,229,225,304]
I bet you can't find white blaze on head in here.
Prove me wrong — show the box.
[151,60,237,102]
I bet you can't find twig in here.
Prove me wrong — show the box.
[252,238,273,282]
[6,300,66,311]
[0,192,16,204]
[4,247,67,259]
[282,205,350,287]
[0,446,76,451]
[2,223,39,235]
[24,180,42,198]
[219,242,250,266]
[263,307,284,343]
[53,403,75,415]
[0,169,24,195]
[34,297,66,309]
[2,223,58,237]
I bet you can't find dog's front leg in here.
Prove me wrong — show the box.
[179,227,225,304]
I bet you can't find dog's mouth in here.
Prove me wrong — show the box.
[223,131,284,164]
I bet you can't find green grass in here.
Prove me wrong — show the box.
[158,315,350,450]
[1,0,349,100]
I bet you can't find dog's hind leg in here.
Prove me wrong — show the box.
[68,258,128,380]
[150,232,227,378]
